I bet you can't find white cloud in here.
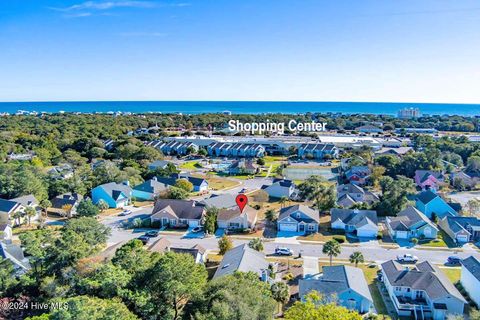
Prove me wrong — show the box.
[53,1,156,12]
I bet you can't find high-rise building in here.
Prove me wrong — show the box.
[397,107,421,119]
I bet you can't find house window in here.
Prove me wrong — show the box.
[170,219,177,226]
[308,224,315,231]
[180,219,188,225]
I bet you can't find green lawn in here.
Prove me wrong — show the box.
[180,161,201,170]
[418,238,447,248]
[439,267,461,284]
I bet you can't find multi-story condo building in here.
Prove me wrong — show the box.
[398,107,421,119]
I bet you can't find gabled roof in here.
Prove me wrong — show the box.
[151,199,205,220]
[0,199,20,213]
[416,170,444,183]
[217,206,258,225]
[331,208,378,228]
[381,260,466,302]
[170,244,206,258]
[337,183,365,195]
[148,160,171,169]
[133,179,169,194]
[388,206,437,231]
[213,244,269,279]
[300,265,373,302]
[462,256,480,282]
[11,194,38,207]
[0,241,30,271]
[97,182,132,200]
[200,194,237,209]
[443,216,480,234]
[272,179,294,188]
[416,189,440,204]
[279,204,320,224]
[148,237,172,253]
[51,193,83,209]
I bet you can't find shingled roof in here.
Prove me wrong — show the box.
[279,204,320,224]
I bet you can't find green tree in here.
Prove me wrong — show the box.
[145,252,208,320]
[204,207,218,235]
[376,175,416,216]
[257,158,265,166]
[322,240,341,266]
[174,179,194,192]
[0,258,18,296]
[285,291,362,320]
[111,239,153,274]
[25,206,37,225]
[218,235,233,255]
[187,272,276,320]
[270,281,290,314]
[167,187,189,200]
[77,199,100,217]
[279,196,289,208]
[349,251,364,267]
[248,238,264,252]
[97,199,109,212]
[26,296,139,320]
[265,209,278,222]
[298,176,336,211]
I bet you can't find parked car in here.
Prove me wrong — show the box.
[275,247,294,256]
[138,235,151,245]
[119,209,132,216]
[145,230,159,237]
[447,256,462,265]
[397,254,418,263]
[191,226,203,233]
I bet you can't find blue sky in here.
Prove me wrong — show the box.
[1,0,479,103]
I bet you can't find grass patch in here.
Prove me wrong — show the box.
[191,174,240,190]
[180,161,201,170]
[418,238,447,247]
[133,200,154,207]
[439,266,461,284]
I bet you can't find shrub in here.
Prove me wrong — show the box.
[151,220,161,228]
[282,272,294,281]
[333,235,346,243]
[141,219,152,228]
[131,218,143,228]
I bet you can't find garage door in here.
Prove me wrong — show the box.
[188,220,199,228]
[457,235,469,243]
[396,231,408,239]
[279,223,297,232]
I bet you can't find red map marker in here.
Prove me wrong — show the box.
[236,194,248,213]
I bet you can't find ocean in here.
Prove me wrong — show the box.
[0,101,479,116]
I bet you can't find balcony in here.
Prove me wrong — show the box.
[392,294,431,312]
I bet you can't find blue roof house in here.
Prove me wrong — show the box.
[415,189,458,220]
[92,181,133,208]
[132,177,169,201]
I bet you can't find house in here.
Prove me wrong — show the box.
[261,179,297,199]
[299,265,373,313]
[207,142,265,158]
[175,174,209,192]
[103,138,115,151]
[451,171,478,190]
[415,189,458,220]
[170,244,207,264]
[386,206,438,240]
[439,216,480,243]
[150,199,205,228]
[381,260,466,319]
[330,208,378,238]
[199,193,238,209]
[0,241,31,274]
[147,160,175,171]
[228,159,258,175]
[461,256,480,307]
[217,206,258,230]
[0,224,12,242]
[49,193,83,217]
[414,170,445,190]
[277,204,320,233]
[132,177,169,200]
[91,181,133,208]
[336,183,379,208]
[345,166,371,185]
[47,163,74,180]
[355,125,383,134]
[297,143,338,159]
[0,199,23,225]
[213,244,270,281]
[375,147,413,157]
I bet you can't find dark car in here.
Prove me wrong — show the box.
[447,256,462,265]
[145,230,159,237]
[138,235,151,245]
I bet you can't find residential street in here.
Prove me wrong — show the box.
[101,207,480,265]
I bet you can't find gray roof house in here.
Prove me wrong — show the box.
[336,183,379,208]
[150,199,205,228]
[261,179,297,199]
[461,256,480,307]
[217,206,258,231]
[299,265,373,313]
[50,193,83,216]
[277,204,320,234]
[132,177,169,200]
[330,208,378,238]
[381,260,466,319]
[386,206,438,241]
[147,160,175,171]
[213,244,270,281]
[0,241,31,274]
[200,193,238,209]
[439,216,480,244]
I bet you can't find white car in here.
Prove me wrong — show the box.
[397,254,418,263]
[119,209,132,216]
[275,247,294,256]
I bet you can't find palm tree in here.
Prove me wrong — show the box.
[248,238,264,252]
[25,206,37,226]
[279,196,288,208]
[39,199,51,218]
[97,199,109,213]
[12,211,22,226]
[322,239,341,266]
[61,204,73,218]
[349,251,364,267]
[270,282,290,314]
